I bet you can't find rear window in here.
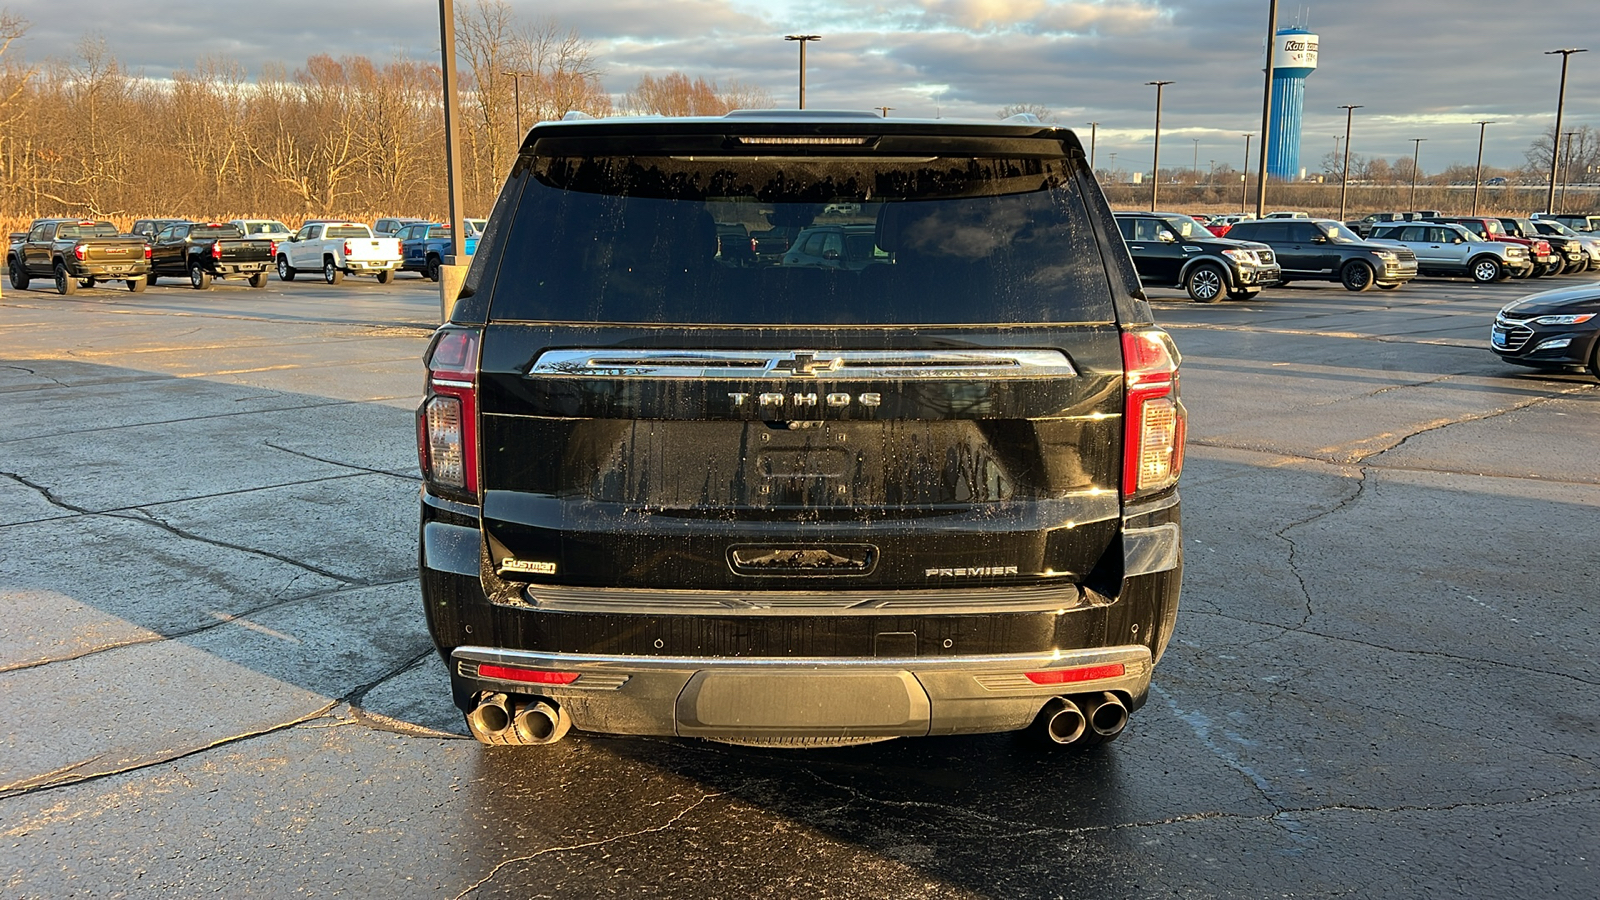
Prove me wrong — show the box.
[486,151,1115,325]
[57,223,119,239]
[191,225,243,239]
[326,226,371,239]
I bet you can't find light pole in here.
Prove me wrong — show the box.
[1337,104,1361,220]
[1255,0,1279,218]
[1241,133,1253,214]
[1192,137,1200,181]
[1086,122,1098,170]
[1147,80,1173,211]
[1560,130,1580,214]
[1409,137,1426,209]
[437,0,468,320]
[502,70,533,143]
[875,106,892,117]
[785,35,821,109]
[1471,120,1495,216]
[1544,48,1587,215]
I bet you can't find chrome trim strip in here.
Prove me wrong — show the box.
[452,645,1151,673]
[528,348,1078,380]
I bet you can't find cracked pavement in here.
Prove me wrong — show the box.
[1,276,1596,898]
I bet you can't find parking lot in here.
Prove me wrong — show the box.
[2,272,1596,897]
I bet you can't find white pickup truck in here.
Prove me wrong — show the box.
[275,222,402,284]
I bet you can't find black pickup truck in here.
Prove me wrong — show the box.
[147,222,275,289]
[418,111,1186,751]
[7,219,151,294]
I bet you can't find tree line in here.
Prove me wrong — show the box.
[0,1,769,233]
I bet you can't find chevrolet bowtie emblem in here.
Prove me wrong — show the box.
[768,352,840,377]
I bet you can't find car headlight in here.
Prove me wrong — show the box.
[1221,248,1253,263]
[1372,250,1397,261]
[1532,313,1596,326]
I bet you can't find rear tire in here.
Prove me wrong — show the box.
[376,268,394,285]
[1184,263,1226,302]
[1470,257,1502,284]
[323,258,343,284]
[248,271,268,288]
[425,254,441,283]
[1341,261,1375,292]
[54,263,76,295]
[127,276,146,293]
[189,265,212,290]
[146,273,158,287]
[277,256,296,281]
[7,259,27,290]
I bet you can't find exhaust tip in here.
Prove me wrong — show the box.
[466,692,513,739]
[1082,691,1129,738]
[512,698,572,745]
[1039,697,1087,745]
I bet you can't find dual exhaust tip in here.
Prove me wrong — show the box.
[466,692,572,745]
[1038,692,1128,746]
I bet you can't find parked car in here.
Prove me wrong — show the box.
[229,219,293,243]
[1345,211,1412,238]
[1113,211,1281,302]
[1532,213,1599,234]
[1223,218,1417,291]
[1429,217,1557,278]
[7,219,150,294]
[1495,217,1587,275]
[373,217,428,238]
[1491,282,1600,378]
[1529,219,1600,272]
[1367,222,1531,282]
[418,110,1186,750]
[398,222,478,281]
[129,218,191,242]
[778,223,886,271]
[146,221,275,289]
[1263,210,1310,219]
[275,222,401,284]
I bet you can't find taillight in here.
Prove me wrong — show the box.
[1025,663,1126,685]
[211,241,222,260]
[270,240,278,257]
[1121,329,1186,498]
[344,239,353,256]
[417,326,481,497]
[143,244,152,260]
[74,245,86,261]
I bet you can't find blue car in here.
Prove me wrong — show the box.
[398,222,479,281]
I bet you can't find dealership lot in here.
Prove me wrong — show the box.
[1,274,1595,897]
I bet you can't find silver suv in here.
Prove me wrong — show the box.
[1368,222,1530,282]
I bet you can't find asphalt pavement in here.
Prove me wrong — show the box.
[1,271,1596,898]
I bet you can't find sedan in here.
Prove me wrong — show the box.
[1491,282,1600,378]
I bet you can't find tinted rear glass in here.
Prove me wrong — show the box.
[327,226,371,239]
[486,151,1115,325]
[191,225,243,239]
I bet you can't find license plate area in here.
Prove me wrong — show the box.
[675,670,930,737]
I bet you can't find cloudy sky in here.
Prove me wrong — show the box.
[5,0,1597,174]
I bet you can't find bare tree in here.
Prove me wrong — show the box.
[997,103,1053,121]
[624,72,770,117]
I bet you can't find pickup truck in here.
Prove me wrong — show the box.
[147,222,275,289]
[7,219,151,294]
[274,222,401,284]
[397,222,478,281]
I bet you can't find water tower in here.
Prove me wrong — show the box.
[1266,27,1319,181]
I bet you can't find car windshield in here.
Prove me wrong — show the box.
[1319,222,1364,243]
[1542,222,1579,237]
[486,149,1115,325]
[1160,216,1211,240]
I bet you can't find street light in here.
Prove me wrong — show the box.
[437,0,468,321]
[502,70,534,143]
[1255,0,1280,218]
[1241,133,1253,214]
[1192,137,1200,180]
[785,35,821,109]
[1086,121,1098,170]
[1471,120,1495,216]
[1560,130,1580,214]
[1409,137,1426,209]
[1544,48,1587,215]
[875,106,893,117]
[1146,80,1173,211]
[1337,104,1362,220]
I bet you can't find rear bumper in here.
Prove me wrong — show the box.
[74,262,150,278]
[344,260,398,272]
[449,644,1152,739]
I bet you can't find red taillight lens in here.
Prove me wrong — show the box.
[143,244,152,260]
[344,239,353,256]
[211,240,222,260]
[1025,663,1126,685]
[74,245,86,261]
[270,240,278,257]
[418,327,481,497]
[1122,329,1186,498]
[477,664,580,685]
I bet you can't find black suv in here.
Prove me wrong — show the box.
[417,111,1186,750]
[1114,211,1281,302]
[1224,218,1418,291]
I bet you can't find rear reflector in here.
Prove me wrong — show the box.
[478,664,580,685]
[1025,663,1126,685]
